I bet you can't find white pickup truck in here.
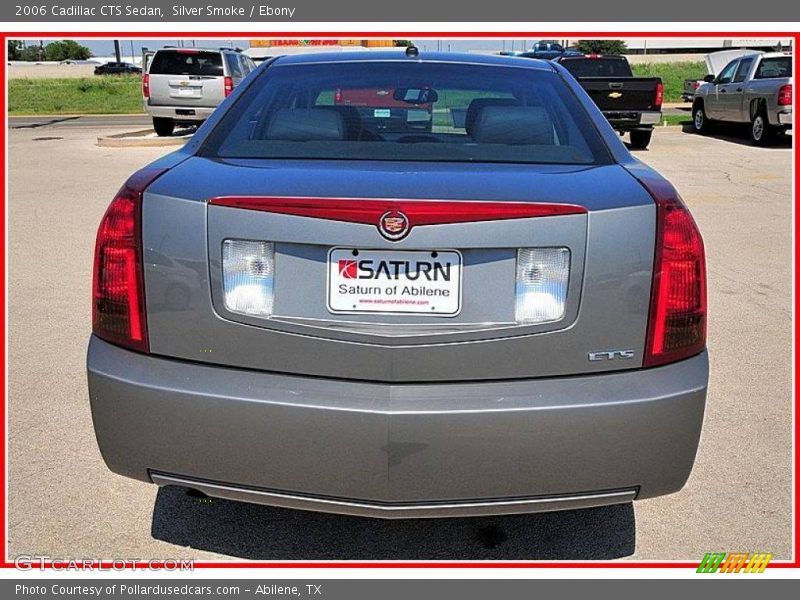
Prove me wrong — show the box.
[692,52,792,145]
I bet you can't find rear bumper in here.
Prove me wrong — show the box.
[603,110,661,130]
[144,104,215,122]
[87,336,708,518]
[777,110,792,126]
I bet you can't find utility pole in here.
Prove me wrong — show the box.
[113,40,121,63]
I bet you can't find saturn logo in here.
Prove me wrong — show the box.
[378,210,410,241]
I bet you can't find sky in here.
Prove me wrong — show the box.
[19,38,547,59]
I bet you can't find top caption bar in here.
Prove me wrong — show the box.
[3,0,800,22]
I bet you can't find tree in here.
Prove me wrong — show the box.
[20,45,45,62]
[43,40,92,62]
[575,40,627,55]
[7,40,24,61]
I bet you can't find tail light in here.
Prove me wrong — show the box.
[334,88,342,103]
[638,176,707,367]
[655,82,664,108]
[778,84,792,106]
[224,76,234,97]
[92,168,167,353]
[142,74,149,99]
[693,81,701,90]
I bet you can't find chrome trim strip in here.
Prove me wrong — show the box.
[151,473,637,519]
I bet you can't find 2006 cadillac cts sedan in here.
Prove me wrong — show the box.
[88,50,708,519]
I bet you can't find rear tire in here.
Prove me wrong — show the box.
[153,117,175,137]
[692,102,711,134]
[750,111,776,146]
[629,129,653,150]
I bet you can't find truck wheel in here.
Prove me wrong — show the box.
[629,129,653,150]
[152,118,175,137]
[692,103,710,134]
[750,111,775,146]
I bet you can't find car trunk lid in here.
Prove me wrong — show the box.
[141,158,656,382]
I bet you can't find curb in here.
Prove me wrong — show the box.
[10,113,146,119]
[97,129,192,147]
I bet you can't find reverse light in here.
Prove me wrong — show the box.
[92,168,166,352]
[655,82,664,108]
[142,74,150,99]
[778,84,792,106]
[222,240,275,317]
[224,76,234,97]
[514,248,570,324]
[640,177,707,367]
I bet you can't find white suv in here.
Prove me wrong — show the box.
[143,47,256,136]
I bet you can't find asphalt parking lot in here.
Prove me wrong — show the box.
[7,121,792,561]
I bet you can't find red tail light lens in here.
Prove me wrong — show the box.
[655,82,664,108]
[778,84,792,106]
[92,168,166,353]
[142,74,150,99]
[638,177,706,367]
[224,76,234,97]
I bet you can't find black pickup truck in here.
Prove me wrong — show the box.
[552,54,663,149]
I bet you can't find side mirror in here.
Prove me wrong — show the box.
[703,74,716,83]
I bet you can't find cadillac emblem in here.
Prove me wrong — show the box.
[378,209,410,241]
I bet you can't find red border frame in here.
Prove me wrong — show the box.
[1,29,797,571]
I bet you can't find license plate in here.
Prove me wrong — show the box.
[177,87,195,96]
[327,248,462,316]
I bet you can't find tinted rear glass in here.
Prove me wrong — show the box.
[203,61,611,165]
[754,57,792,79]
[558,58,633,78]
[149,50,223,76]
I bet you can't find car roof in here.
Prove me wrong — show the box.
[555,54,626,60]
[154,47,238,54]
[759,51,793,59]
[271,50,555,71]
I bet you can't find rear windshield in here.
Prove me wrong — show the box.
[558,57,633,78]
[202,61,610,165]
[753,57,792,79]
[149,50,224,77]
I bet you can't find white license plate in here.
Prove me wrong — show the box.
[327,248,462,316]
[177,87,195,96]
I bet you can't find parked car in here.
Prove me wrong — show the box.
[553,54,663,149]
[682,49,762,102]
[692,52,792,145]
[89,50,708,519]
[333,86,434,132]
[94,62,141,76]
[520,41,567,60]
[143,47,257,136]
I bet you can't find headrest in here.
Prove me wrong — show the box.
[318,105,364,140]
[265,109,345,141]
[465,98,520,134]
[472,106,555,145]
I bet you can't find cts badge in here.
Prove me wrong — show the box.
[588,349,635,361]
